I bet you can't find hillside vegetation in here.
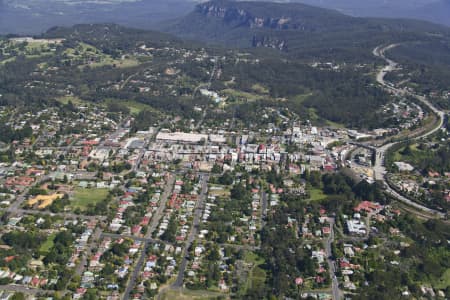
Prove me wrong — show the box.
[163,0,450,62]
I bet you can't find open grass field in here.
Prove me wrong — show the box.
[435,268,450,289]
[221,88,264,102]
[243,251,267,293]
[39,233,56,255]
[292,92,313,104]
[0,57,16,65]
[105,99,153,114]
[158,288,226,300]
[71,187,108,210]
[87,57,140,69]
[307,188,327,201]
[25,41,51,51]
[62,42,140,69]
[56,96,89,106]
[208,184,231,197]
[251,83,269,94]
[325,119,345,128]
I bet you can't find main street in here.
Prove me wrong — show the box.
[372,44,446,219]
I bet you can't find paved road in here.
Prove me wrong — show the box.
[131,134,151,173]
[7,176,47,211]
[122,174,175,300]
[192,57,219,130]
[171,174,209,289]
[122,240,149,300]
[4,175,52,216]
[76,227,103,276]
[101,232,174,246]
[261,191,268,227]
[0,285,42,295]
[372,44,446,218]
[146,175,175,238]
[14,208,104,220]
[217,243,260,251]
[324,217,341,300]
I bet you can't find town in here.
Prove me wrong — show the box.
[0,88,448,299]
[0,23,449,300]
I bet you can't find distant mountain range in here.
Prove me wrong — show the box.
[0,0,448,35]
[160,0,450,62]
[292,0,450,27]
[0,0,196,34]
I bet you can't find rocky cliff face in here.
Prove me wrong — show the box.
[195,2,294,50]
[195,2,297,31]
[252,35,288,51]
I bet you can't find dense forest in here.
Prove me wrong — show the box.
[0,24,397,130]
[387,40,450,109]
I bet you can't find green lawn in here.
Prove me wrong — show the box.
[85,57,140,69]
[208,184,231,197]
[326,119,345,129]
[308,188,327,201]
[292,92,313,104]
[105,99,154,114]
[25,41,51,51]
[221,88,264,102]
[63,42,140,69]
[39,233,56,255]
[251,83,269,94]
[71,188,109,210]
[435,268,450,289]
[244,252,267,293]
[0,57,16,65]
[56,96,89,106]
[159,289,223,300]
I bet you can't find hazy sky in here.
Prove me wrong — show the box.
[0,0,448,34]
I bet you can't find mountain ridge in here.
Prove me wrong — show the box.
[161,0,450,60]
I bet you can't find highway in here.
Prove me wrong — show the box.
[372,44,446,218]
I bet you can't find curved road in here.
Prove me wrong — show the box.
[372,44,446,218]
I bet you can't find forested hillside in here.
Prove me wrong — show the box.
[385,40,450,109]
[2,0,450,129]
[163,0,450,62]
[0,23,396,129]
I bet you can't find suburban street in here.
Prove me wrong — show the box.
[261,190,268,227]
[0,285,41,296]
[122,174,175,300]
[76,227,103,276]
[5,175,50,213]
[171,174,209,289]
[324,217,341,300]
